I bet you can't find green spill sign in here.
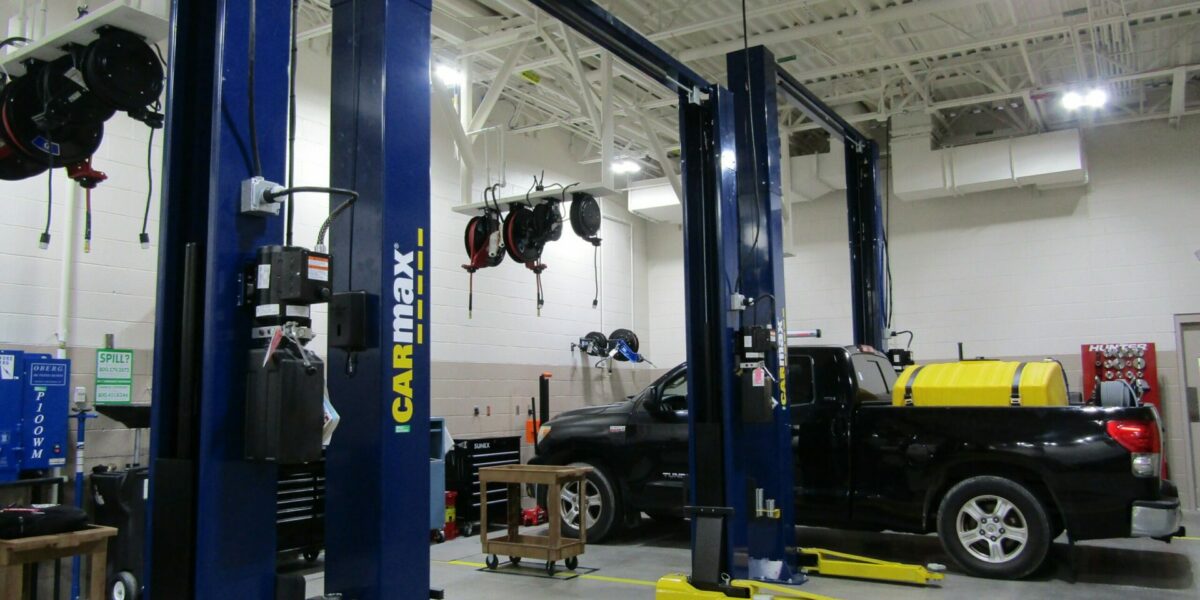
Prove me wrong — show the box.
[95,349,134,405]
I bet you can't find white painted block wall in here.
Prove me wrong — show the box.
[1,40,651,372]
[0,112,162,350]
[648,119,1200,362]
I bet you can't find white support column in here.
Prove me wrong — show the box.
[778,123,795,255]
[1022,91,1045,131]
[563,25,602,137]
[432,76,476,206]
[638,112,681,202]
[469,39,529,133]
[1169,67,1187,128]
[600,52,614,189]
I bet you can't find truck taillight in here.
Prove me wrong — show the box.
[1106,419,1161,478]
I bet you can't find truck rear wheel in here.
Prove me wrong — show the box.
[558,461,620,542]
[936,476,1051,579]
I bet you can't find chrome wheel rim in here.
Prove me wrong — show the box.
[560,479,602,530]
[956,494,1029,564]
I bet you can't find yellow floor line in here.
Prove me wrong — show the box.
[578,573,657,587]
[445,560,488,568]
[1177,536,1200,541]
[436,559,657,587]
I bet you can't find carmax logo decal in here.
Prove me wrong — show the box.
[391,228,425,431]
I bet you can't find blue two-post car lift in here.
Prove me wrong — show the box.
[147,0,433,599]
[533,2,932,596]
[144,0,916,598]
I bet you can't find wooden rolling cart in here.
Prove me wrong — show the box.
[478,464,591,576]
[0,525,117,600]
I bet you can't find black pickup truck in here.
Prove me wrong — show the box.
[531,345,1183,579]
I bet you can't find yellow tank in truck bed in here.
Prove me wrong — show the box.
[893,360,1068,407]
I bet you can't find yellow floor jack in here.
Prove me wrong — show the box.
[655,508,944,599]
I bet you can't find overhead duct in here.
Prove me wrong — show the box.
[789,139,847,202]
[788,114,1088,201]
[628,177,681,223]
[888,112,1088,201]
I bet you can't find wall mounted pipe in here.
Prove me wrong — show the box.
[56,180,81,359]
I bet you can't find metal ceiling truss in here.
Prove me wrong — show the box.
[295,0,1200,165]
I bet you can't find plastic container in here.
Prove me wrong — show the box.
[893,360,1068,407]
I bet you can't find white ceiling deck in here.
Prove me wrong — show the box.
[299,0,1199,167]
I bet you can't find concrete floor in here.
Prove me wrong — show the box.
[301,512,1200,599]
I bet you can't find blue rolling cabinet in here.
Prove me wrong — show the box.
[430,418,446,538]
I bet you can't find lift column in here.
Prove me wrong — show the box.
[145,1,291,597]
[775,67,888,350]
[325,1,433,598]
[725,45,796,582]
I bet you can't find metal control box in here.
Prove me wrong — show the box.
[0,350,70,481]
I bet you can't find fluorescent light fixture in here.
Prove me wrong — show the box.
[434,64,463,88]
[1084,88,1108,108]
[1061,91,1083,110]
[1062,88,1107,111]
[612,159,642,174]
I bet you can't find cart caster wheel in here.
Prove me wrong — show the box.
[433,530,445,543]
[509,556,521,566]
[565,557,578,571]
[545,561,556,576]
[109,571,138,600]
[463,522,475,537]
[486,554,499,570]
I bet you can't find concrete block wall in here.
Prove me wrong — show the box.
[290,46,655,449]
[645,119,1200,508]
[1,38,655,491]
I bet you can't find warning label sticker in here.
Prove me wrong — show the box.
[0,355,13,380]
[308,256,329,282]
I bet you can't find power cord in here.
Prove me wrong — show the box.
[285,0,299,246]
[247,0,263,178]
[263,186,359,249]
[39,68,54,249]
[138,124,155,248]
[733,0,763,300]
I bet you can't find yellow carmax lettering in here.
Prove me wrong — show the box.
[392,344,414,423]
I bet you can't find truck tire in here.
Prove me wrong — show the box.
[558,461,620,542]
[936,476,1051,579]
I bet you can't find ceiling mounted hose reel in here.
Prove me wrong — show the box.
[506,200,561,315]
[569,192,603,308]
[461,187,507,318]
[0,26,163,182]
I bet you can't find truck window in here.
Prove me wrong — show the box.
[851,353,890,402]
[789,356,816,405]
[659,371,688,413]
[789,350,843,404]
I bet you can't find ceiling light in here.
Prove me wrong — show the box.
[1061,91,1083,110]
[1061,88,1107,111]
[434,64,463,88]
[612,159,642,174]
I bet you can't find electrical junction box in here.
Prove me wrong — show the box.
[0,350,70,481]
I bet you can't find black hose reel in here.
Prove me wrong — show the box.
[0,27,163,181]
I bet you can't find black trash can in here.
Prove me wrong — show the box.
[91,466,148,600]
